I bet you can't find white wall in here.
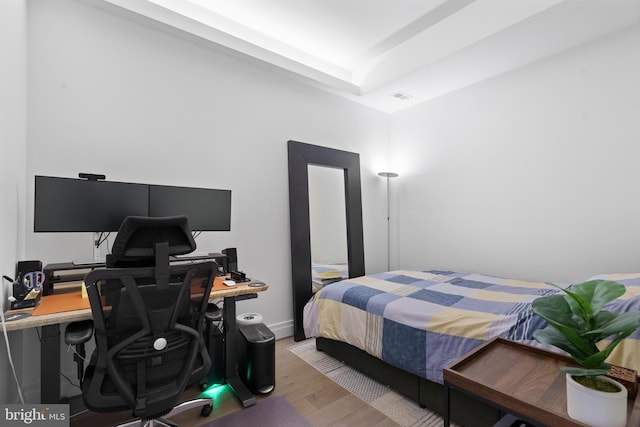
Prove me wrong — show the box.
[390,24,640,283]
[21,0,389,401]
[0,0,28,405]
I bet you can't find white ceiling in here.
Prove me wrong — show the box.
[101,0,640,113]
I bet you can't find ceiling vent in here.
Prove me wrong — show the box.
[391,91,412,101]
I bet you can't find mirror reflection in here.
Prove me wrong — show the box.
[308,165,348,292]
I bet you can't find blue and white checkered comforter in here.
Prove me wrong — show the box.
[303,270,640,384]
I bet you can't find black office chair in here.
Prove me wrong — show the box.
[67,216,217,426]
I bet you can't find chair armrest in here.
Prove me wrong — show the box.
[205,303,222,322]
[64,319,94,346]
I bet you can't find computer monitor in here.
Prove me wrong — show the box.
[149,185,231,231]
[34,176,149,232]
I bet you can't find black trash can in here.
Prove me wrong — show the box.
[238,323,275,394]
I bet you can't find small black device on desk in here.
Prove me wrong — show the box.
[230,270,249,282]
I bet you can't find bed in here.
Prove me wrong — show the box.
[303,269,640,426]
[311,262,349,292]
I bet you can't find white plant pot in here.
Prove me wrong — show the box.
[566,373,627,427]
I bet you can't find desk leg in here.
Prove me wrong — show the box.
[223,296,256,408]
[41,324,61,403]
[444,383,451,427]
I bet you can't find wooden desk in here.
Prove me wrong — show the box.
[2,276,268,405]
[443,338,640,427]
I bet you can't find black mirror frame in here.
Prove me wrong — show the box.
[288,140,365,341]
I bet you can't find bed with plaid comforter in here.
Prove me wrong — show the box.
[303,270,640,384]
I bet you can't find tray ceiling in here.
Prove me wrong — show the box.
[100,0,640,112]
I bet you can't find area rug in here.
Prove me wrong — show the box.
[288,339,459,427]
[200,395,311,427]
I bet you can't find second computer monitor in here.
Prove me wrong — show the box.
[149,185,231,231]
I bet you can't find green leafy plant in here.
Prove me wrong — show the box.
[532,280,640,390]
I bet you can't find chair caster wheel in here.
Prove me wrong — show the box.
[201,404,212,417]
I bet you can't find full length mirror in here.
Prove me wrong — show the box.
[288,140,365,341]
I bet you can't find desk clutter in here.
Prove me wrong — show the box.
[3,245,268,326]
[3,260,45,310]
[4,247,262,324]
[8,273,264,318]
[41,249,237,295]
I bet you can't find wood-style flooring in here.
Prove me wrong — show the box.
[70,337,399,426]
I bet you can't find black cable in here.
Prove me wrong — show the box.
[97,232,111,246]
[1,275,25,403]
[60,371,80,390]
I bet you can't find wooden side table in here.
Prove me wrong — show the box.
[443,338,640,427]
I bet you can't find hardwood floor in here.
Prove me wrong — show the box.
[70,337,399,426]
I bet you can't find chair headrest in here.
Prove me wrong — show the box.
[110,216,196,260]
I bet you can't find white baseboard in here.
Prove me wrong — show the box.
[21,382,39,404]
[266,320,293,340]
[20,376,78,404]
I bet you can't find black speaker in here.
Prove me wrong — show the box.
[211,254,229,275]
[222,248,237,272]
[238,323,275,394]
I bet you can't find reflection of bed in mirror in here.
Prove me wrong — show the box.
[311,262,348,292]
[307,162,350,293]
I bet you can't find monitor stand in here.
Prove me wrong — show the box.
[173,252,211,259]
[72,258,105,266]
[72,232,107,266]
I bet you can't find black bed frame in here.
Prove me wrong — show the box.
[316,336,500,426]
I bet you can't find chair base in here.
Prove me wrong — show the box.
[115,397,214,427]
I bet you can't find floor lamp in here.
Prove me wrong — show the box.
[378,171,399,271]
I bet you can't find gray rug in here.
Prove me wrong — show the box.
[288,339,460,427]
[201,395,311,427]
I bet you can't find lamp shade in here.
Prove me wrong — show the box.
[378,172,399,178]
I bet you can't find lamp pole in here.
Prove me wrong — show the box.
[378,172,399,271]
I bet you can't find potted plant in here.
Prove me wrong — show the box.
[531,279,640,427]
